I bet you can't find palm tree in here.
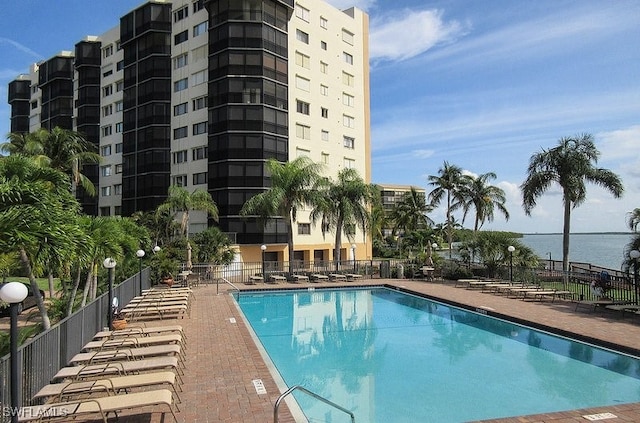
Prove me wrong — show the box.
[240,157,326,263]
[2,127,101,195]
[310,167,379,267]
[156,185,219,240]
[0,155,86,329]
[459,172,509,231]
[628,208,640,232]
[427,162,466,257]
[388,187,434,235]
[521,134,624,278]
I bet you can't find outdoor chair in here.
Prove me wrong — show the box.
[18,389,178,422]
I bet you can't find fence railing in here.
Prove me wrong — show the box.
[0,268,150,420]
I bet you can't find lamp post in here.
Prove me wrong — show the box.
[630,249,640,304]
[153,245,161,254]
[0,282,29,423]
[136,249,145,296]
[103,257,117,330]
[508,246,515,281]
[351,244,357,272]
[261,245,267,281]
[548,252,552,270]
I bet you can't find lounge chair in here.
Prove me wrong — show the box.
[268,274,287,283]
[310,274,329,282]
[120,303,189,321]
[574,298,618,312]
[69,344,184,366]
[19,388,178,422]
[248,275,264,284]
[292,274,309,283]
[52,357,181,382]
[604,304,640,317]
[33,371,181,403]
[83,333,185,352]
[328,273,347,281]
[345,273,363,281]
[93,324,184,341]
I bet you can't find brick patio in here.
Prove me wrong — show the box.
[90,278,640,422]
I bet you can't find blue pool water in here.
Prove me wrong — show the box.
[236,288,640,423]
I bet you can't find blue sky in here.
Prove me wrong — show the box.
[1,0,639,233]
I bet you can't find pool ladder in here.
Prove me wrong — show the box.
[273,385,355,423]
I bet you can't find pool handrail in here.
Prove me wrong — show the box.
[274,385,355,423]
[216,277,240,299]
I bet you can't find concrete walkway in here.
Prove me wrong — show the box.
[79,278,640,422]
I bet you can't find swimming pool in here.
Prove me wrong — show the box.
[236,287,640,422]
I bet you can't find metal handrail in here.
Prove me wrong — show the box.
[217,277,240,298]
[274,385,355,423]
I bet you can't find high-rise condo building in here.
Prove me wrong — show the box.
[7,0,371,263]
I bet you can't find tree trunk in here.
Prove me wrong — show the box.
[285,215,295,275]
[446,190,453,258]
[19,248,51,330]
[67,266,83,316]
[47,272,55,298]
[81,264,93,307]
[562,197,572,288]
[334,217,344,272]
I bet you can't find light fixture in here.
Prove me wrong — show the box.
[507,246,515,281]
[103,258,117,330]
[136,249,145,296]
[0,282,29,423]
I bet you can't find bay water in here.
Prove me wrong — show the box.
[521,233,635,270]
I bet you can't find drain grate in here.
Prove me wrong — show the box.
[252,379,267,395]
[229,317,236,323]
[582,413,617,421]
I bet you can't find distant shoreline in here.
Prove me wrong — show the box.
[523,232,633,236]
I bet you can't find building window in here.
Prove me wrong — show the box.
[343,52,353,65]
[344,158,355,168]
[193,172,207,185]
[101,186,111,197]
[320,61,328,74]
[193,122,207,135]
[321,107,328,118]
[114,184,122,195]
[320,85,328,96]
[101,165,112,177]
[115,164,123,174]
[296,147,310,158]
[295,51,310,69]
[100,207,110,216]
[174,6,188,22]
[342,29,354,45]
[174,102,188,116]
[173,150,188,164]
[295,4,310,22]
[321,130,329,141]
[298,223,311,235]
[116,60,124,71]
[116,80,124,92]
[115,101,123,112]
[30,100,37,109]
[115,122,123,133]
[102,85,113,97]
[103,69,113,78]
[343,114,355,128]
[101,145,112,156]
[174,126,188,139]
[192,96,208,110]
[192,146,207,160]
[193,21,208,37]
[320,17,328,29]
[320,41,327,50]
[295,123,311,140]
[343,136,355,149]
[174,78,188,92]
[101,125,112,137]
[173,174,187,187]
[174,53,188,69]
[296,29,309,44]
[192,45,207,62]
[102,105,113,117]
[321,152,329,163]
[192,70,207,86]
[342,72,354,87]
[175,30,188,45]
[343,92,354,107]
[193,0,204,13]
[296,100,310,115]
[102,45,113,58]
[295,75,310,92]
[115,143,123,153]
[114,206,121,216]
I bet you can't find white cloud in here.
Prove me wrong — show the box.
[369,9,467,62]
[597,125,640,161]
[412,149,435,159]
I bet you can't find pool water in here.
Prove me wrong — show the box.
[236,287,640,423]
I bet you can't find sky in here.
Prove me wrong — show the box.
[1,0,639,234]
